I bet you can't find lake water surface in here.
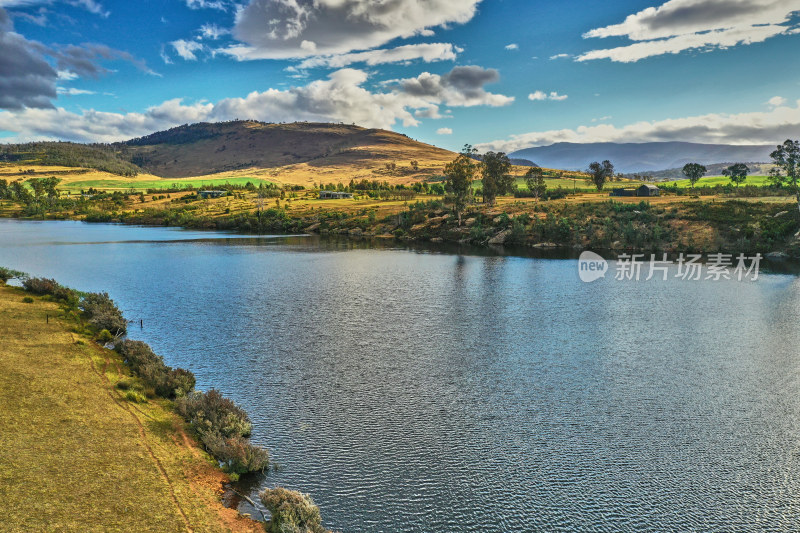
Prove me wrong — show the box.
[2,219,800,532]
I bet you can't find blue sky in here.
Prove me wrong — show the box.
[1,0,799,152]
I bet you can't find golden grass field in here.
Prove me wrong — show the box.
[0,284,264,533]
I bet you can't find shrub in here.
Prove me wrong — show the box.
[175,389,269,474]
[163,368,196,398]
[81,292,127,336]
[259,487,327,533]
[203,433,269,474]
[23,277,59,295]
[175,389,252,439]
[116,340,195,399]
[96,329,114,343]
[22,296,34,303]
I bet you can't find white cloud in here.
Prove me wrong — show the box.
[528,90,567,101]
[437,127,453,135]
[292,42,461,69]
[768,95,787,107]
[579,0,800,63]
[476,99,800,153]
[549,53,570,60]
[505,43,518,50]
[0,66,512,142]
[185,0,228,10]
[591,115,612,122]
[67,0,108,17]
[225,0,482,59]
[56,87,96,95]
[170,39,204,61]
[57,70,78,80]
[198,23,230,40]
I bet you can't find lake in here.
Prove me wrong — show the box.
[2,219,800,532]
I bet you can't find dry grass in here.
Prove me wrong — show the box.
[0,285,263,533]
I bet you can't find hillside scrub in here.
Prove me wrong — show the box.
[176,389,269,475]
[81,292,127,336]
[116,340,196,399]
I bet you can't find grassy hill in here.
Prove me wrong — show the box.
[0,121,458,188]
[117,120,456,180]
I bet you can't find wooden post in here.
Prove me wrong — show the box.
[140,319,143,329]
[46,314,49,324]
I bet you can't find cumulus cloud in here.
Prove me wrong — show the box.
[170,39,205,61]
[292,42,461,69]
[0,65,515,142]
[528,90,567,101]
[224,0,481,59]
[436,127,453,135]
[397,66,514,107]
[0,7,57,109]
[578,0,800,62]
[504,43,518,50]
[476,99,800,153]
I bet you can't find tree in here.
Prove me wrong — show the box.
[26,178,46,200]
[524,166,546,200]
[410,160,419,171]
[10,180,33,204]
[480,151,513,206]
[681,163,706,188]
[444,144,477,225]
[769,139,800,213]
[587,160,614,191]
[722,163,749,186]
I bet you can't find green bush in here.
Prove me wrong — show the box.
[81,292,127,336]
[0,267,25,284]
[96,329,114,343]
[259,487,328,533]
[124,390,148,403]
[22,297,34,303]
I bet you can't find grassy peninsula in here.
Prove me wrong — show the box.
[0,282,264,532]
[0,275,334,533]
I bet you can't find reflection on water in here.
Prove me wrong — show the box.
[2,219,800,532]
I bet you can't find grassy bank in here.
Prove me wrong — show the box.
[0,283,264,532]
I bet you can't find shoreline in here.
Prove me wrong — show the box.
[0,282,266,532]
[2,190,800,259]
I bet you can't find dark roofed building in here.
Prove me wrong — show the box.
[319,191,354,199]
[637,184,660,197]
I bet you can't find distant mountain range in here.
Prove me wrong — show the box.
[509,142,776,174]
